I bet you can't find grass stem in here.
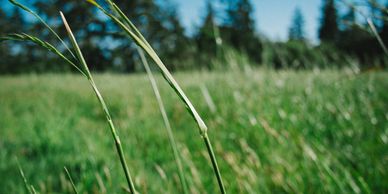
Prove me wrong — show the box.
[64,167,78,194]
[137,47,189,193]
[17,159,36,194]
[203,134,226,194]
[60,12,137,194]
[87,2,227,192]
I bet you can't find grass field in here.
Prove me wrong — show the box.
[0,70,387,193]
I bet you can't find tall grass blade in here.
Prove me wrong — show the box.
[60,12,137,194]
[30,186,37,194]
[0,33,85,76]
[137,47,189,194]
[87,1,226,192]
[16,160,36,194]
[366,18,388,57]
[200,84,217,113]
[64,167,78,194]
[88,1,207,132]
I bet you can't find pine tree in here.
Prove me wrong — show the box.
[2,7,30,73]
[32,0,109,72]
[368,0,383,29]
[113,0,161,72]
[0,3,9,73]
[114,0,191,71]
[159,2,191,70]
[222,0,262,63]
[196,0,218,59]
[288,7,306,41]
[337,4,380,62]
[342,6,356,30]
[318,0,339,43]
[381,2,388,44]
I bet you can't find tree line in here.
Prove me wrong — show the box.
[0,0,387,74]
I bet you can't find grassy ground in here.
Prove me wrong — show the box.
[0,70,387,193]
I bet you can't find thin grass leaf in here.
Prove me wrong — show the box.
[30,186,37,194]
[88,1,226,193]
[111,3,152,49]
[16,159,36,194]
[0,33,85,76]
[64,167,78,194]
[60,11,137,194]
[89,1,207,135]
[106,4,189,192]
[8,0,76,59]
[59,13,92,79]
[137,47,189,194]
[85,0,99,7]
[366,18,388,56]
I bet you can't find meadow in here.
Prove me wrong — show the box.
[0,69,387,193]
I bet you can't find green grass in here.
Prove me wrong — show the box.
[0,70,387,193]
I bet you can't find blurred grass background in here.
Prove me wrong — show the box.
[0,70,387,193]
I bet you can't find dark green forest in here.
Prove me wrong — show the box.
[0,0,387,74]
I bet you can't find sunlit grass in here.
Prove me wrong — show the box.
[0,70,387,193]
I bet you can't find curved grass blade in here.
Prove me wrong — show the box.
[60,11,137,194]
[87,1,226,193]
[89,0,207,137]
[16,159,36,194]
[0,33,85,76]
[366,18,388,57]
[137,47,189,194]
[64,167,79,194]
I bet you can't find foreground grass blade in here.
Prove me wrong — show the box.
[0,33,85,76]
[366,18,388,56]
[87,1,226,192]
[59,12,137,194]
[88,1,207,133]
[64,167,78,194]
[17,160,36,194]
[137,47,189,194]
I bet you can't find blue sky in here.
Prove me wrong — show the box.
[2,0,384,42]
[174,0,322,42]
[0,0,321,42]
